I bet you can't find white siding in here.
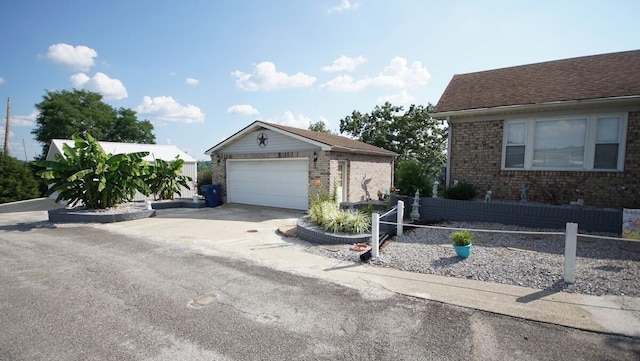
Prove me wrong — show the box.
[223,130,316,154]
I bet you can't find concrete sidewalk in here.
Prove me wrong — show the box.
[2,200,639,337]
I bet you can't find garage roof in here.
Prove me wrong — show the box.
[48,139,197,163]
[205,121,398,157]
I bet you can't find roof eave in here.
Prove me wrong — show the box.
[331,146,398,157]
[432,95,640,120]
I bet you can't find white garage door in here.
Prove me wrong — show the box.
[227,159,309,210]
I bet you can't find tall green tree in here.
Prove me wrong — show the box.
[339,102,447,176]
[32,89,155,159]
[308,120,332,134]
[0,153,40,203]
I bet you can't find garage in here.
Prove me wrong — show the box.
[205,121,397,210]
[227,159,309,210]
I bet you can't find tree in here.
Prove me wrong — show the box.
[32,89,155,159]
[308,120,332,134]
[0,153,40,203]
[339,102,447,176]
[394,158,433,196]
[35,134,151,209]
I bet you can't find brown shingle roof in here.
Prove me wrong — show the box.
[264,122,397,156]
[433,50,640,114]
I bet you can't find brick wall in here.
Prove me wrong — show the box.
[449,111,640,209]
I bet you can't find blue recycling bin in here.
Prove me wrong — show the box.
[200,184,221,207]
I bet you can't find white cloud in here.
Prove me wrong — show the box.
[231,62,317,91]
[328,0,360,13]
[0,127,14,138]
[267,111,312,129]
[0,77,5,84]
[322,55,367,72]
[136,96,205,124]
[321,56,431,92]
[11,110,38,127]
[320,74,371,92]
[70,72,128,100]
[227,104,260,115]
[44,43,98,72]
[377,90,415,104]
[185,78,199,85]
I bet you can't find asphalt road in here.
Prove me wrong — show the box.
[1,222,639,360]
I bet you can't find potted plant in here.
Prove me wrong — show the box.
[451,230,472,259]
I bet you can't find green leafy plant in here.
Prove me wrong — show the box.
[148,156,192,200]
[34,133,151,209]
[394,158,433,196]
[196,168,212,195]
[444,182,477,200]
[308,199,370,234]
[0,153,40,203]
[451,230,472,246]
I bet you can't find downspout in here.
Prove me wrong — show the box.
[445,116,452,187]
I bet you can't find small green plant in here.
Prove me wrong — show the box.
[444,182,477,200]
[451,230,472,246]
[308,199,370,234]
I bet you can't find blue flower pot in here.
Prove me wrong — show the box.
[453,244,472,259]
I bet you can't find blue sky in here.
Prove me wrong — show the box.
[1,0,639,161]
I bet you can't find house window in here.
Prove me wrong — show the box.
[502,114,626,171]
[505,122,526,168]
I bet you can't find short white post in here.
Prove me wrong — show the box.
[397,200,404,237]
[563,222,578,284]
[371,212,380,259]
[145,199,152,210]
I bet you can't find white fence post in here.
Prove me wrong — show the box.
[564,222,578,284]
[371,212,380,259]
[397,200,404,237]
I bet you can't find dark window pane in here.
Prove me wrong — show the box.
[594,143,618,169]
[505,145,525,168]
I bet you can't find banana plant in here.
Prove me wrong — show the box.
[35,133,151,209]
[147,156,192,200]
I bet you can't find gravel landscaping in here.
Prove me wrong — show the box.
[305,221,640,297]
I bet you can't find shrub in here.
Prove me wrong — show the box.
[196,168,212,195]
[451,230,472,246]
[394,158,433,196]
[444,182,477,200]
[0,153,40,203]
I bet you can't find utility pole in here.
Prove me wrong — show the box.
[3,97,10,154]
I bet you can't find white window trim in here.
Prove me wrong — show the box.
[501,113,627,171]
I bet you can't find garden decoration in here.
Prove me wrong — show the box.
[410,190,421,222]
[451,230,473,259]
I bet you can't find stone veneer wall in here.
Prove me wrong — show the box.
[449,111,640,209]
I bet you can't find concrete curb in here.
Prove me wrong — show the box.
[48,207,156,223]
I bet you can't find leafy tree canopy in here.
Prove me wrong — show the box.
[339,102,447,176]
[0,152,40,203]
[32,89,156,159]
[308,120,332,134]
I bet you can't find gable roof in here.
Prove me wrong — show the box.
[433,50,640,117]
[47,139,197,163]
[205,120,398,157]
